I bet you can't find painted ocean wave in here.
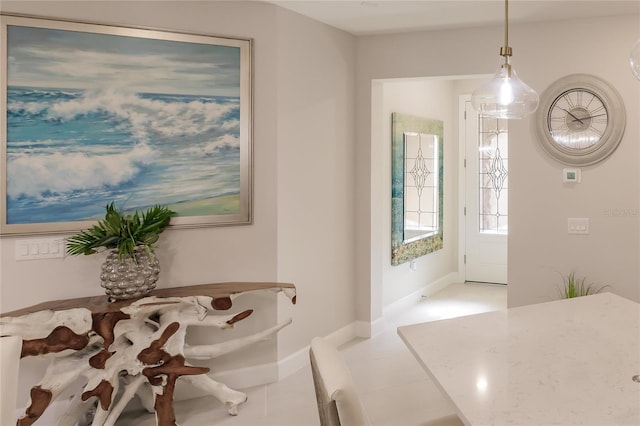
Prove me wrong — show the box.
[8,143,155,199]
[6,86,242,224]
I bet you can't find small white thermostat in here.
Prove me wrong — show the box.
[563,168,581,183]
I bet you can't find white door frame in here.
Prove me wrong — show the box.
[458,95,469,282]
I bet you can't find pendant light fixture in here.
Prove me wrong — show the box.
[630,39,640,80]
[471,0,539,119]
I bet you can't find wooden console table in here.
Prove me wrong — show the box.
[0,282,296,426]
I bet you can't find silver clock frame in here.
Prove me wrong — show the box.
[536,74,626,166]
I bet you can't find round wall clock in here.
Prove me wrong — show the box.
[536,74,626,166]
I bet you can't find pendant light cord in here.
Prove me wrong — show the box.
[500,0,512,58]
[504,0,509,53]
[500,0,512,75]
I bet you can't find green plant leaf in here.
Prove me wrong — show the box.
[66,202,176,259]
[558,271,609,299]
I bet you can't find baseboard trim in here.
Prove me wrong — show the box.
[211,361,278,390]
[355,316,388,338]
[383,272,457,319]
[278,320,357,380]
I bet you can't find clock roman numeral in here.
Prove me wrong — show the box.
[589,125,604,136]
[563,93,575,108]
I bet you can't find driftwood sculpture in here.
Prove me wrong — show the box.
[0,282,296,426]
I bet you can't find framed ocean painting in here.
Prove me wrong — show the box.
[0,14,252,235]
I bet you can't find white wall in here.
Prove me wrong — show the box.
[273,7,357,357]
[374,79,457,306]
[0,0,358,401]
[356,12,640,322]
[507,15,640,306]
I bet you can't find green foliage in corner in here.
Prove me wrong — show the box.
[559,272,609,299]
[66,202,176,259]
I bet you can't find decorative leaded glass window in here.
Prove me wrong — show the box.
[391,113,443,265]
[404,132,439,241]
[479,117,508,234]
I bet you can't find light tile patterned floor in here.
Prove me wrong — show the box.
[117,282,506,425]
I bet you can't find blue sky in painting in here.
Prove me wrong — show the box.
[7,25,241,96]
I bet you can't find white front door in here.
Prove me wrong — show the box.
[462,98,508,284]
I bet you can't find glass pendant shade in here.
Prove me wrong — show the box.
[471,58,539,119]
[631,39,640,80]
[471,0,538,119]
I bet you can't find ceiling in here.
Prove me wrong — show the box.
[268,1,640,36]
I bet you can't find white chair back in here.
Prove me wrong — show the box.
[309,337,370,426]
[310,336,464,426]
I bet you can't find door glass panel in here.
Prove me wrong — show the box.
[478,116,508,234]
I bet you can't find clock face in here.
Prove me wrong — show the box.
[536,74,626,166]
[547,88,608,150]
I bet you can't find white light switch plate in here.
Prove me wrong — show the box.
[15,238,65,260]
[568,218,589,234]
